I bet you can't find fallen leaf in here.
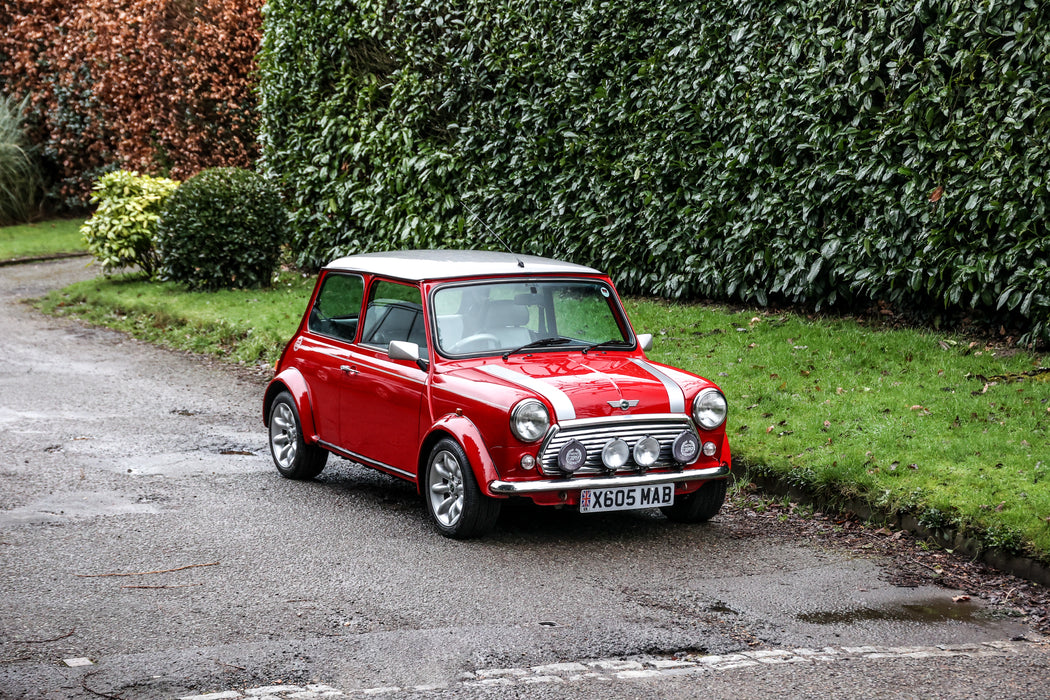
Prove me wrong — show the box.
[952,595,971,603]
[930,185,944,202]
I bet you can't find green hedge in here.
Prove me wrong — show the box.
[258,0,1050,344]
[157,167,286,290]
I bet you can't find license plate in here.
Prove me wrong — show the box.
[579,484,674,513]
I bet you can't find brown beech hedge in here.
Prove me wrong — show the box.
[0,0,262,207]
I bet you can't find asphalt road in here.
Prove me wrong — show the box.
[1,259,1048,700]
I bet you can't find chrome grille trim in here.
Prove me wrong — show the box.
[537,415,698,476]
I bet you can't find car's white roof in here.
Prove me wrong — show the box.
[324,249,602,281]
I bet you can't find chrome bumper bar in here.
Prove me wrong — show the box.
[489,463,730,496]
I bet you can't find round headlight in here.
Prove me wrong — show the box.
[633,436,661,470]
[692,388,728,430]
[601,438,630,471]
[510,399,550,442]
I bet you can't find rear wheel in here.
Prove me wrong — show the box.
[268,391,327,480]
[661,478,728,523]
[425,438,501,538]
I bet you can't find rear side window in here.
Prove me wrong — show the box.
[308,273,365,342]
[360,279,428,356]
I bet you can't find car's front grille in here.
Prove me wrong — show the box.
[536,415,698,476]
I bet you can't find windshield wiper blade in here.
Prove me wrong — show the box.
[581,339,632,354]
[502,336,575,361]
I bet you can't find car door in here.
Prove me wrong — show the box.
[297,271,365,444]
[339,278,429,478]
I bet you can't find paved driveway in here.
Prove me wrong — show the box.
[1,260,1047,699]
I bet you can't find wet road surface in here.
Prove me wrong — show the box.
[1,259,1047,699]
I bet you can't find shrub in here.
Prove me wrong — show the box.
[258,0,1050,345]
[80,170,179,275]
[156,167,286,291]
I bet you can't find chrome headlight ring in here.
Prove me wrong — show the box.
[510,399,550,443]
[692,388,728,430]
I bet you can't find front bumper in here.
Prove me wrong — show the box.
[488,462,730,495]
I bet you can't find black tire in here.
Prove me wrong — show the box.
[661,478,728,523]
[268,391,328,480]
[424,438,501,538]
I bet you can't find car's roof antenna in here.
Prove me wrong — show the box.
[460,198,525,268]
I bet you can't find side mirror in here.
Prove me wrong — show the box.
[636,333,653,352]
[388,340,428,372]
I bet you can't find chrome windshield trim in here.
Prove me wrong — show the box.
[489,463,729,495]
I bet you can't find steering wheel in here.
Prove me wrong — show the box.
[449,333,501,352]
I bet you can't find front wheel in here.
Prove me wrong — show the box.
[661,478,728,523]
[268,391,328,480]
[425,438,501,538]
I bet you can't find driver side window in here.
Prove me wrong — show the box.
[308,273,364,342]
[359,279,428,357]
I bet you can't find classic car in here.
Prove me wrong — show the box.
[264,250,730,537]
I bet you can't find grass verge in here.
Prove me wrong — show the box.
[0,218,87,261]
[36,272,314,366]
[36,275,1050,562]
[628,300,1049,562]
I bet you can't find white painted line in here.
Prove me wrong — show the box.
[175,639,1042,699]
[245,688,303,696]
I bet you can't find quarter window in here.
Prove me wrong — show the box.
[308,273,364,342]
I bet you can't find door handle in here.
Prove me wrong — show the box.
[340,365,358,375]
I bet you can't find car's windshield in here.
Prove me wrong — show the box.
[432,279,632,356]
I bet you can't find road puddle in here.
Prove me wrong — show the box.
[797,598,1008,627]
[0,490,160,527]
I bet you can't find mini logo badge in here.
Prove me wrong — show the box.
[608,399,639,411]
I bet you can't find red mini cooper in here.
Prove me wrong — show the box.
[264,250,731,538]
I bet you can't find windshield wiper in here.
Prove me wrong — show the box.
[502,336,576,361]
[581,339,632,354]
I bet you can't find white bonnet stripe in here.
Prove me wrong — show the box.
[630,359,686,413]
[478,365,577,421]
